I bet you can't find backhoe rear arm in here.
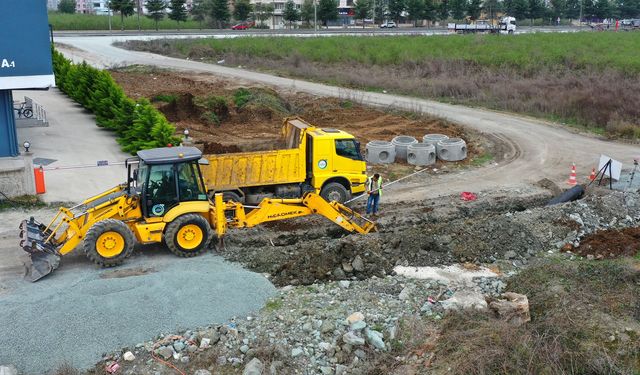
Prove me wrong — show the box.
[212,192,375,239]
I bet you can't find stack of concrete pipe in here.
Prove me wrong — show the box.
[436,137,467,161]
[391,135,418,162]
[365,140,396,164]
[407,143,437,166]
[365,134,466,165]
[422,134,449,146]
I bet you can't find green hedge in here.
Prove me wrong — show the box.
[51,49,180,154]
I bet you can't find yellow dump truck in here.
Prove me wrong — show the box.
[202,117,367,204]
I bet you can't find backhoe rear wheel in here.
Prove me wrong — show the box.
[84,219,136,267]
[164,214,212,257]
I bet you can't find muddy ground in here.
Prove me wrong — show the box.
[110,68,487,176]
[220,184,640,287]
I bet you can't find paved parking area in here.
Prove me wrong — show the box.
[16,88,128,203]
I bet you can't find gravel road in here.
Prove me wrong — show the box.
[0,207,275,374]
[56,36,640,203]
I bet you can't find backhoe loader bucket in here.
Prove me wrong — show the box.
[19,217,61,281]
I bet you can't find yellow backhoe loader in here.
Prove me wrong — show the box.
[19,146,376,281]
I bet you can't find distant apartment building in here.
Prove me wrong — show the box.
[249,0,352,28]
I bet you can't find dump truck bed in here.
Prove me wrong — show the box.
[203,148,306,190]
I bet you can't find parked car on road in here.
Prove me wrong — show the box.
[232,22,253,30]
[379,21,397,28]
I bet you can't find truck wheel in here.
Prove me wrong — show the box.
[320,182,349,203]
[223,191,243,203]
[84,219,136,267]
[164,214,212,257]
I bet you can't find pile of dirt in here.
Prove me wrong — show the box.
[222,187,640,287]
[110,69,485,167]
[574,227,640,259]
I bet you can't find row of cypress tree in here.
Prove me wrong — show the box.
[52,49,180,154]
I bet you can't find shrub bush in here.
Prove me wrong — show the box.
[233,88,252,108]
[51,49,180,153]
[151,93,178,103]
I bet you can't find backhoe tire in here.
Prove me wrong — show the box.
[320,182,350,203]
[84,219,136,267]
[164,214,212,257]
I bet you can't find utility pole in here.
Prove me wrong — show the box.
[314,0,317,30]
[372,0,375,25]
[137,0,141,31]
[579,0,583,27]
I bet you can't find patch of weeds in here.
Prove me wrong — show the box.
[109,64,161,74]
[151,93,178,103]
[306,285,318,293]
[232,87,291,115]
[470,152,494,167]
[200,111,221,127]
[0,195,45,211]
[195,95,229,115]
[431,259,640,375]
[263,298,283,312]
[233,88,253,108]
[195,95,229,125]
[339,100,353,109]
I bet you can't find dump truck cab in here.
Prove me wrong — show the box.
[304,126,367,202]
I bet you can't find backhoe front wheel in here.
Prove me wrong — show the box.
[164,214,212,257]
[84,219,136,267]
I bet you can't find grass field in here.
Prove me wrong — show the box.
[167,32,640,74]
[48,12,203,30]
[124,32,640,138]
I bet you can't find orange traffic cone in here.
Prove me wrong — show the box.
[567,163,577,186]
[588,168,596,181]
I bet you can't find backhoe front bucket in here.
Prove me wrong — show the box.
[19,217,62,282]
[24,252,61,282]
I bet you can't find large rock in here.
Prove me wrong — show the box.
[123,351,135,361]
[352,256,365,272]
[291,347,304,357]
[156,346,174,360]
[440,290,488,311]
[346,312,365,324]
[342,331,365,346]
[489,292,531,326]
[243,358,264,375]
[365,329,386,350]
[0,365,17,375]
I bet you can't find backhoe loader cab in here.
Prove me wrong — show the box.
[130,147,209,218]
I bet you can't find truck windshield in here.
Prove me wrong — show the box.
[335,139,362,160]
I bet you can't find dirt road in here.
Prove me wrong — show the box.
[56,36,639,201]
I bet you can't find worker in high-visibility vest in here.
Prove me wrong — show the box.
[366,173,382,216]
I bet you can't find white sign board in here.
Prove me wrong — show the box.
[598,155,622,181]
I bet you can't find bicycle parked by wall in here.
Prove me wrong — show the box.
[13,101,33,119]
